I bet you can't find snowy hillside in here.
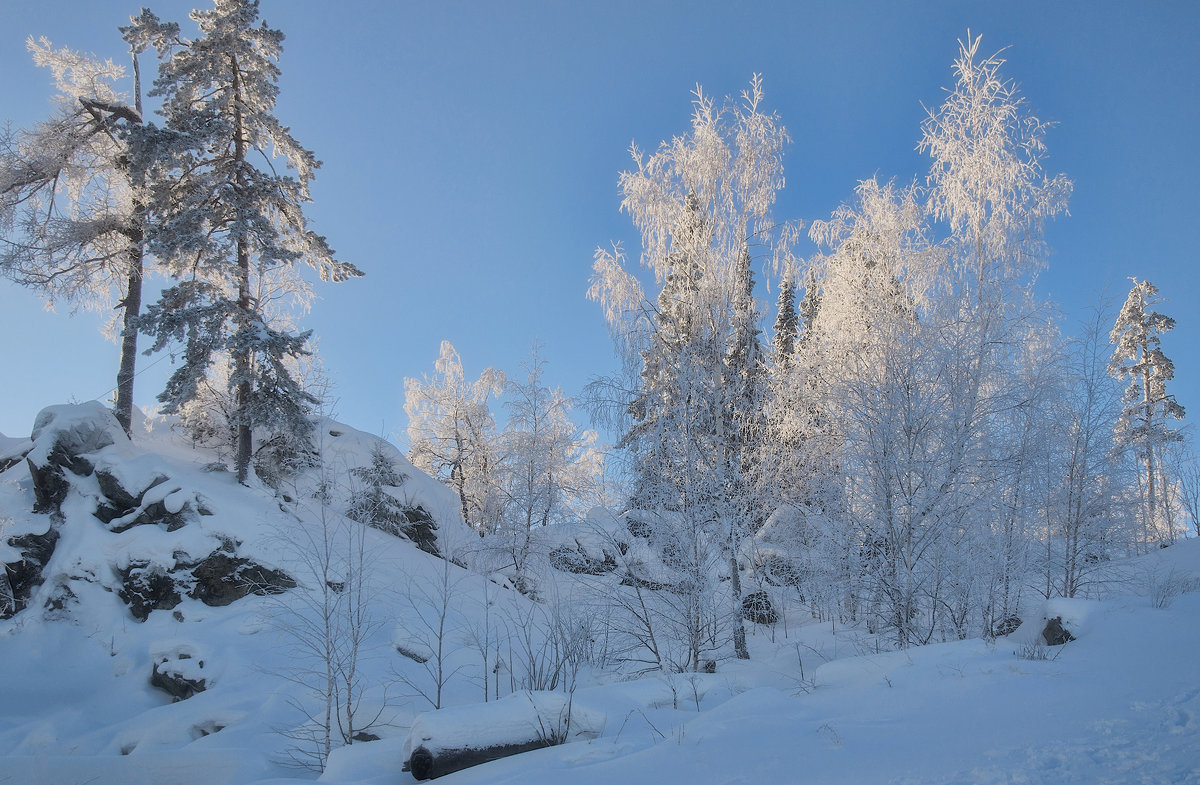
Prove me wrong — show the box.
[1,404,1198,784]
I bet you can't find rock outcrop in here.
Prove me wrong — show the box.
[119,539,295,621]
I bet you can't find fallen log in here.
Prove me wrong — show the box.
[407,737,553,781]
[402,691,604,780]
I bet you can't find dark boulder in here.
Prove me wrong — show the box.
[408,740,552,781]
[756,553,804,588]
[188,548,295,607]
[42,579,78,618]
[118,541,295,621]
[190,721,226,739]
[119,562,184,622]
[626,517,653,539]
[151,650,208,702]
[1042,616,1075,646]
[0,571,11,618]
[619,572,677,593]
[2,525,60,619]
[741,590,779,625]
[26,455,77,516]
[403,692,601,780]
[400,505,440,557]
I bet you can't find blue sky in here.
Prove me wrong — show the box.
[2,1,1197,444]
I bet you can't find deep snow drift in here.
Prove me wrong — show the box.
[1,404,1198,784]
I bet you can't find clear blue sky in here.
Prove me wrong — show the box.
[2,1,1197,444]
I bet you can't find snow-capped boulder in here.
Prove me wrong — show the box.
[549,543,617,575]
[25,402,126,514]
[90,454,213,533]
[150,644,210,702]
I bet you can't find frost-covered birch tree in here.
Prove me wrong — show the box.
[133,0,360,484]
[914,32,1069,641]
[493,345,600,593]
[404,340,504,532]
[589,76,790,664]
[1038,300,1128,597]
[802,177,940,645]
[0,29,167,435]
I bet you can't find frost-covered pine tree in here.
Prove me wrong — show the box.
[345,443,409,538]
[404,341,504,532]
[1109,278,1186,545]
[0,27,169,434]
[771,269,797,369]
[133,0,360,484]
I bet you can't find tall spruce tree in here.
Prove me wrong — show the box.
[1109,278,1186,545]
[134,0,360,483]
[771,270,797,368]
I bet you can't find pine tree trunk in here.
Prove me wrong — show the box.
[1141,339,1158,545]
[114,49,145,438]
[114,244,143,436]
[235,231,252,484]
[232,53,253,485]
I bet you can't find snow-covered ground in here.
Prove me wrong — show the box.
[2,406,1198,784]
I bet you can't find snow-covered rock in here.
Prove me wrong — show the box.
[150,643,211,702]
[25,402,126,513]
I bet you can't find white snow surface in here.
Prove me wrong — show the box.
[0,404,1198,784]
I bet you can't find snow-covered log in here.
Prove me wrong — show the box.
[402,691,604,780]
